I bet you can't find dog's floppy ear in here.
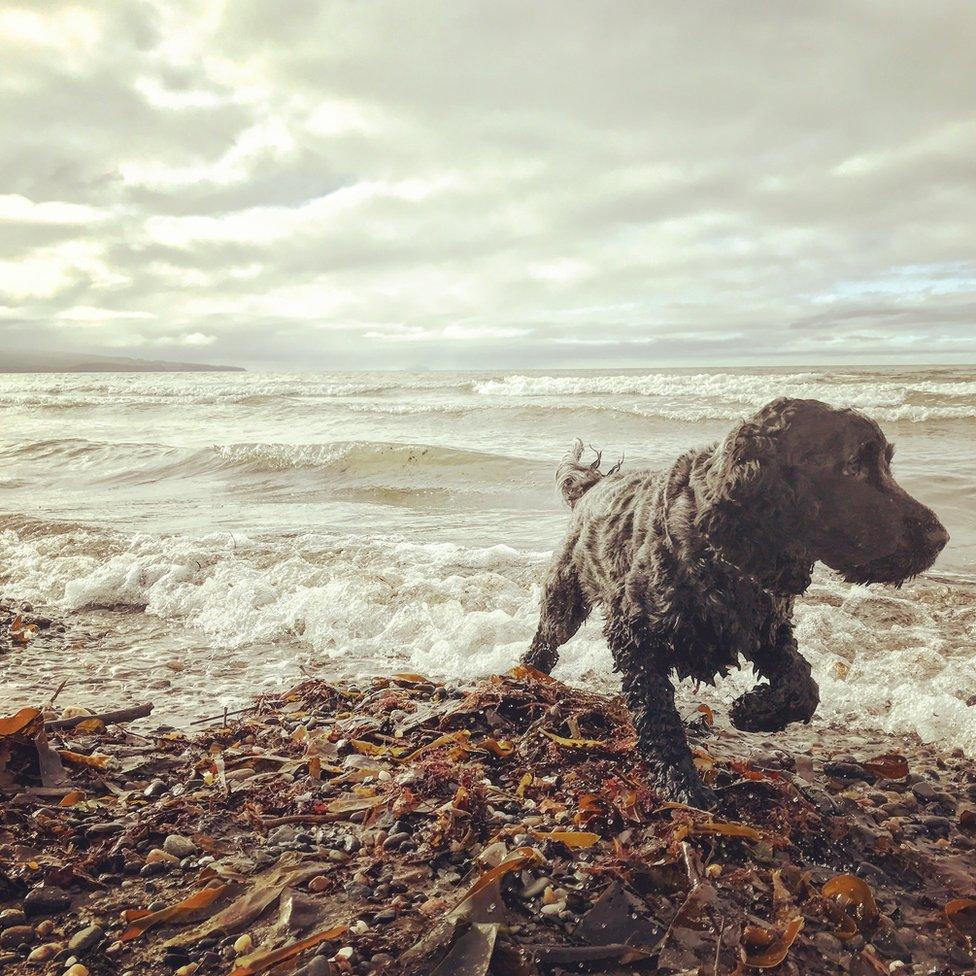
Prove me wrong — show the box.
[696,404,806,585]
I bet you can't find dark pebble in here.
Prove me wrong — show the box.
[141,861,168,878]
[0,926,33,948]
[824,761,874,782]
[23,887,71,915]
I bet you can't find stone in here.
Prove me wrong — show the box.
[0,909,27,930]
[23,887,71,915]
[68,925,104,953]
[911,780,938,801]
[0,925,33,948]
[26,943,61,962]
[233,934,253,955]
[146,848,179,864]
[64,966,89,976]
[298,958,333,976]
[163,834,198,859]
[85,821,124,839]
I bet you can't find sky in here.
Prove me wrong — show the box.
[1,1,975,370]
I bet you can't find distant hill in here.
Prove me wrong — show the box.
[1,352,245,373]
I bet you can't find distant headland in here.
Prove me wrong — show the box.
[1,352,245,373]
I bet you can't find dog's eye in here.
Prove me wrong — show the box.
[844,441,880,477]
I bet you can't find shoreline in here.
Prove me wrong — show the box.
[2,655,975,974]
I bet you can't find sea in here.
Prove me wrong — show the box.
[1,366,974,752]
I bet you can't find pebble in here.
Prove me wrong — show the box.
[174,965,198,976]
[85,821,124,838]
[0,925,33,948]
[0,909,27,930]
[298,958,333,976]
[163,834,198,858]
[146,848,179,865]
[308,875,329,893]
[24,886,72,915]
[540,901,566,916]
[26,943,61,962]
[64,966,89,976]
[233,934,253,954]
[911,781,938,801]
[382,831,410,851]
[521,876,550,898]
[35,919,55,937]
[68,925,104,953]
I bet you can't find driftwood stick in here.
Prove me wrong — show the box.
[45,702,154,731]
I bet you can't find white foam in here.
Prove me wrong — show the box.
[473,372,976,421]
[2,521,973,753]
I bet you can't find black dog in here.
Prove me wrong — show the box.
[522,398,949,808]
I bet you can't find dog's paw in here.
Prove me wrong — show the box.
[729,687,808,733]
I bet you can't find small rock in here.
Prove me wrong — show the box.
[299,958,333,976]
[146,848,179,864]
[0,909,27,930]
[85,821,124,839]
[64,966,90,976]
[824,761,874,782]
[24,887,72,915]
[308,875,329,893]
[0,925,33,948]
[144,779,167,799]
[59,706,93,720]
[27,943,61,962]
[233,934,253,955]
[163,834,198,858]
[68,925,104,953]
[540,901,566,916]
[34,919,55,937]
[911,780,938,801]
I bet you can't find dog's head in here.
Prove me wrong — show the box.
[697,397,948,589]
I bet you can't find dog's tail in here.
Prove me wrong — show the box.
[556,439,623,509]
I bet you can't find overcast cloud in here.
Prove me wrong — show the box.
[1,1,974,369]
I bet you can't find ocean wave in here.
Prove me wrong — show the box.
[473,372,976,421]
[1,517,974,753]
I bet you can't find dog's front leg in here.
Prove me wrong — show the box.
[606,616,716,809]
[731,624,820,733]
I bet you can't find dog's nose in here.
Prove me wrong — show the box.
[925,521,949,553]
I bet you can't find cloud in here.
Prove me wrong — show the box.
[0,0,974,367]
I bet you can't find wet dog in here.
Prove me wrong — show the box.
[523,398,949,807]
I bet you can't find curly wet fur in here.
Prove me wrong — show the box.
[524,397,948,808]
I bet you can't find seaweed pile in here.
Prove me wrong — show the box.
[1,665,975,975]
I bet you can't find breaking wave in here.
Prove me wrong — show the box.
[1,516,974,752]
